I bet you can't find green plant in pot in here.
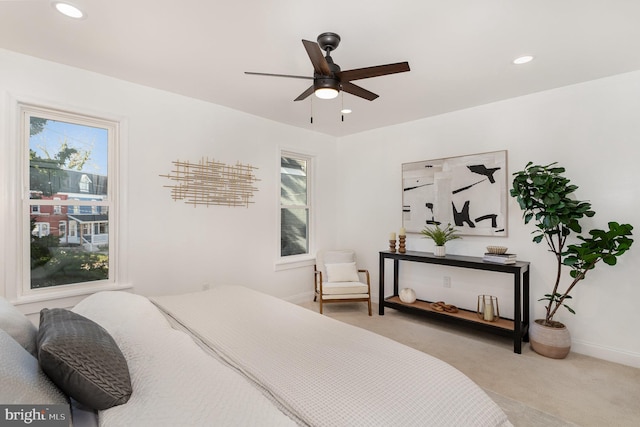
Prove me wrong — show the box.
[511,162,633,358]
[421,223,460,256]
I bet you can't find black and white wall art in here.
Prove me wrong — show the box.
[402,150,508,236]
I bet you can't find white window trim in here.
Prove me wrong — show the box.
[276,148,316,270]
[1,94,131,309]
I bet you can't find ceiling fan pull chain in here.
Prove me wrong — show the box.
[310,96,313,124]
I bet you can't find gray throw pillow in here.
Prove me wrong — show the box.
[0,296,38,356]
[0,329,68,405]
[37,308,132,410]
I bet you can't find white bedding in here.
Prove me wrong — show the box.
[72,291,296,427]
[151,285,512,427]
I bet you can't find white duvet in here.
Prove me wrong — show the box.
[151,285,512,427]
[72,291,296,427]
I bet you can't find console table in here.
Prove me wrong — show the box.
[379,250,530,353]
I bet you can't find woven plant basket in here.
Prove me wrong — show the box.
[529,319,571,359]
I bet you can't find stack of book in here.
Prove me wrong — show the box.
[483,252,517,264]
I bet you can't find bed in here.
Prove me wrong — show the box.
[1,285,512,426]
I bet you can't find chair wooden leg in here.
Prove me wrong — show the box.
[367,298,372,316]
[319,298,323,314]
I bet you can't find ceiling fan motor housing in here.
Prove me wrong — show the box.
[323,55,341,74]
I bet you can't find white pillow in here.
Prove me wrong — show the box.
[0,329,68,405]
[325,262,360,283]
[0,296,38,356]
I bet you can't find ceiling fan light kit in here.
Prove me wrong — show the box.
[314,78,340,99]
[314,88,339,99]
[245,32,410,118]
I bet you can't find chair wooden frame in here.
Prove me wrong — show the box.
[314,265,372,316]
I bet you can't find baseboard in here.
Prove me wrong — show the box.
[571,339,640,369]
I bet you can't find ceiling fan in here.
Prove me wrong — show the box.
[245,32,410,102]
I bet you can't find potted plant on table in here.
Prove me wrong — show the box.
[421,223,461,257]
[511,162,633,358]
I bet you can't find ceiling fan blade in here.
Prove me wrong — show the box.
[294,85,315,101]
[302,40,332,76]
[341,82,379,101]
[245,71,313,80]
[336,61,410,82]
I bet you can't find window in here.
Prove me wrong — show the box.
[53,197,61,214]
[32,222,50,238]
[22,104,115,292]
[280,153,312,257]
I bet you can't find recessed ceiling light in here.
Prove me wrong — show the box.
[513,55,534,65]
[51,2,86,19]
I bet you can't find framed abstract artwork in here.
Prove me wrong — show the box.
[402,150,508,236]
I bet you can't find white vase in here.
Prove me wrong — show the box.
[399,288,416,303]
[434,245,446,257]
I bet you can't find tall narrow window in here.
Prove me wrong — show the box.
[280,153,312,257]
[22,104,115,291]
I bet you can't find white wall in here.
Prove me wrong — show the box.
[2,48,639,367]
[0,49,337,308]
[337,70,640,367]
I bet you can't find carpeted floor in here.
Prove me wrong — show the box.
[298,300,640,427]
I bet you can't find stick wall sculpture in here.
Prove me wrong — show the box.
[160,157,259,207]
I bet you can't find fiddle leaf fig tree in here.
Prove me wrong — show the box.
[511,162,633,326]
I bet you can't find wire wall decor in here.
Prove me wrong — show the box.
[160,157,259,208]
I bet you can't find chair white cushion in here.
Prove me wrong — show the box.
[325,262,360,283]
[322,281,368,296]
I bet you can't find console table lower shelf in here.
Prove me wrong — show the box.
[384,296,522,337]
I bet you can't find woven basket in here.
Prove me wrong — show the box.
[486,246,508,254]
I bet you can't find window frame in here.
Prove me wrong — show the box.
[22,104,115,296]
[277,149,315,269]
[1,98,131,305]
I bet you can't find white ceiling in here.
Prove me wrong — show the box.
[2,0,640,137]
